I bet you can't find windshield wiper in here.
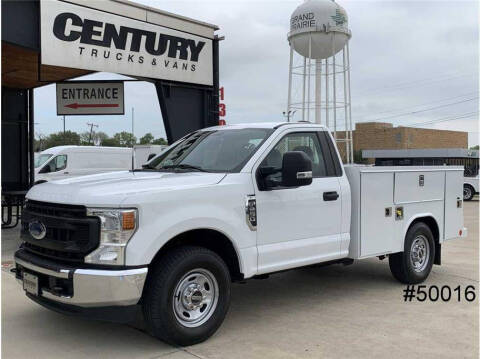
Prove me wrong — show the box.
[161,164,208,172]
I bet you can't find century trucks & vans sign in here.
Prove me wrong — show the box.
[56,81,125,115]
[41,0,213,86]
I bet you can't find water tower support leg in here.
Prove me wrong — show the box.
[347,42,353,163]
[287,47,293,120]
[307,35,312,123]
[332,34,337,140]
[302,57,306,121]
[325,57,329,128]
[315,59,322,124]
[342,47,350,164]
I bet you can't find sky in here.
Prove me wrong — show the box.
[34,0,479,146]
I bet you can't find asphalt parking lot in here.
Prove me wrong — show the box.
[2,200,478,359]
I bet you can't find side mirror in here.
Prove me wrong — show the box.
[282,151,313,187]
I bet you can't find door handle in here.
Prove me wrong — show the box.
[323,191,339,201]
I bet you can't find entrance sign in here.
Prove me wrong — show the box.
[41,0,213,86]
[56,81,125,115]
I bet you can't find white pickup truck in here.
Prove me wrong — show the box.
[14,122,466,346]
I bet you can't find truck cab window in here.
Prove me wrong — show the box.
[55,155,67,171]
[148,129,273,173]
[260,132,327,186]
[40,155,67,173]
[34,153,53,168]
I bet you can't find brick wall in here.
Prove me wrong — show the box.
[334,122,468,163]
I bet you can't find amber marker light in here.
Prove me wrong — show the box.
[122,211,136,230]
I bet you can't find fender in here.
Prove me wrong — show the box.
[402,212,441,242]
[125,214,254,274]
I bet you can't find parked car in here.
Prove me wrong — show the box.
[463,176,479,201]
[16,122,466,346]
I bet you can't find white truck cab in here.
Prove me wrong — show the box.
[15,122,466,346]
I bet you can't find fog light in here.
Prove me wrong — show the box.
[100,251,118,261]
[86,245,124,265]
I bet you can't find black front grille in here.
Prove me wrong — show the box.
[21,200,100,263]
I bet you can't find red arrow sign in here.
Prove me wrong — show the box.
[65,103,119,109]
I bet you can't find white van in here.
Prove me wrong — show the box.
[34,146,133,183]
[133,145,167,166]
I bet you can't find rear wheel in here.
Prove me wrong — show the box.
[389,222,435,284]
[142,246,231,346]
[464,184,474,201]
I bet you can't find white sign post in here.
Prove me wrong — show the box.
[40,0,213,86]
[56,81,125,116]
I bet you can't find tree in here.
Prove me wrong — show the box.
[140,133,154,144]
[94,131,109,146]
[43,131,80,149]
[102,137,121,147]
[80,131,110,146]
[34,133,47,152]
[113,131,137,147]
[152,137,168,145]
[79,131,94,146]
[470,145,479,150]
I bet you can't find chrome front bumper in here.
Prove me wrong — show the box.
[15,256,148,308]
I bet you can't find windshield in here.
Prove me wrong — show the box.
[34,153,53,168]
[148,128,273,172]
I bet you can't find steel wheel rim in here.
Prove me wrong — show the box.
[172,268,219,328]
[464,187,472,200]
[410,235,430,272]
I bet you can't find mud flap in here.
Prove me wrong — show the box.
[434,242,441,265]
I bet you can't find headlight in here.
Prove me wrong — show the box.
[85,208,137,265]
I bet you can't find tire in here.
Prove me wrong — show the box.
[142,246,231,346]
[463,184,474,201]
[389,222,435,284]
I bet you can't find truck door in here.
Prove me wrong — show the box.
[445,170,464,240]
[38,155,68,181]
[254,130,343,274]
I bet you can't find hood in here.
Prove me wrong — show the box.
[27,170,227,206]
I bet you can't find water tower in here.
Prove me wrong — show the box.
[287,0,353,163]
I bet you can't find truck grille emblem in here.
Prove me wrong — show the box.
[29,221,47,240]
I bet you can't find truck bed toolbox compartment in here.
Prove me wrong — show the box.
[345,165,464,260]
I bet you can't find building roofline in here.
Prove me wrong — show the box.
[362,148,479,159]
[112,0,219,30]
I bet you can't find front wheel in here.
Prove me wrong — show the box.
[464,184,475,201]
[389,222,435,284]
[142,246,231,346]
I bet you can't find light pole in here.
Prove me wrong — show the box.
[61,115,66,144]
